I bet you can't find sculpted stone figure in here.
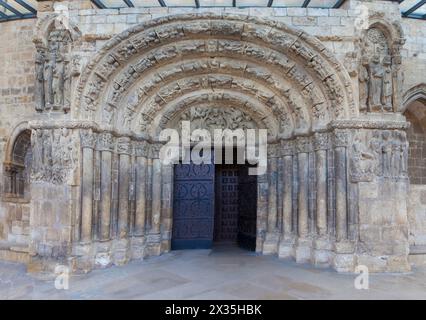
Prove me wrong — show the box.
[35,51,46,112]
[52,53,65,108]
[31,130,43,178]
[368,55,384,112]
[381,55,393,112]
[382,131,392,177]
[351,134,375,181]
[45,50,56,109]
[359,56,370,113]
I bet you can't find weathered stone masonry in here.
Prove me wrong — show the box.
[0,0,425,273]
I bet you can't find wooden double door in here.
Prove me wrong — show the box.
[171,162,257,251]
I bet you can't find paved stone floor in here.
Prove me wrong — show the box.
[1,245,426,300]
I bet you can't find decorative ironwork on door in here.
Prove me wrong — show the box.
[172,162,215,250]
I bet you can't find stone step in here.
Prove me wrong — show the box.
[0,248,29,264]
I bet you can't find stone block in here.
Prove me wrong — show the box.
[287,8,307,17]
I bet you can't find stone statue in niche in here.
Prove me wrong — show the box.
[368,55,384,112]
[358,56,370,113]
[52,52,65,107]
[31,128,77,184]
[35,28,72,113]
[381,55,393,112]
[35,51,46,112]
[359,27,397,113]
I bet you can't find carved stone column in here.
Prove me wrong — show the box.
[146,144,162,256]
[332,130,354,271]
[117,138,131,238]
[263,145,280,254]
[114,137,132,265]
[279,140,295,258]
[295,137,312,263]
[132,141,148,259]
[161,162,173,252]
[80,130,95,243]
[98,133,114,241]
[313,133,332,266]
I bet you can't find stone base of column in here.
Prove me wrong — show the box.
[295,238,312,263]
[112,238,131,266]
[278,237,295,259]
[262,232,280,255]
[145,233,162,257]
[94,240,113,269]
[332,240,356,272]
[130,236,146,260]
[356,254,410,273]
[71,243,96,273]
[313,238,333,267]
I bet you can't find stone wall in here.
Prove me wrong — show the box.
[408,185,426,247]
[0,0,425,273]
[0,19,37,252]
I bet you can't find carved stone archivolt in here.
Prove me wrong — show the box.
[75,13,354,141]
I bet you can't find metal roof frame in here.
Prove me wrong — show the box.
[0,0,424,23]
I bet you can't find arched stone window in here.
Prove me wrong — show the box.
[3,129,32,198]
[404,86,426,184]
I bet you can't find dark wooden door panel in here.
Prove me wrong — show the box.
[172,163,215,250]
[215,166,239,243]
[238,166,258,251]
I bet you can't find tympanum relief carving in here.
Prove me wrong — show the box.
[176,107,258,134]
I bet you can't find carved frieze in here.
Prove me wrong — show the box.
[350,130,408,182]
[31,128,78,184]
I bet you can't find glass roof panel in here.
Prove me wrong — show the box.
[271,0,306,7]
[101,0,127,8]
[235,0,270,7]
[308,0,337,8]
[131,0,162,7]
[198,0,233,7]
[165,0,196,6]
[1,0,425,23]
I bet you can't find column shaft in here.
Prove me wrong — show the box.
[298,152,309,238]
[81,146,94,242]
[316,149,328,237]
[134,156,147,236]
[151,158,162,234]
[335,146,348,241]
[100,150,112,240]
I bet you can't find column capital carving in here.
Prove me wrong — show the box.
[134,140,150,158]
[149,143,162,159]
[80,129,95,149]
[280,140,295,156]
[333,130,350,148]
[267,143,280,158]
[296,137,312,153]
[97,132,115,152]
[117,137,133,155]
[314,132,330,151]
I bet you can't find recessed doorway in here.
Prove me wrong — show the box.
[171,155,258,252]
